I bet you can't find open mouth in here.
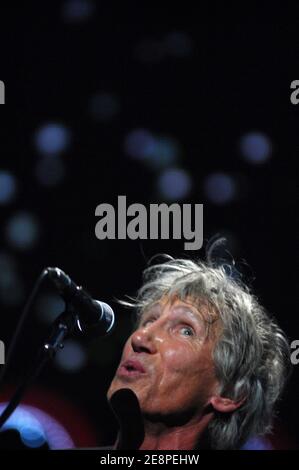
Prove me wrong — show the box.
[118,359,146,377]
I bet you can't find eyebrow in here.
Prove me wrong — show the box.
[139,303,161,321]
[171,304,204,325]
[140,302,204,326]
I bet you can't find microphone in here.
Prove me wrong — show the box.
[45,267,115,335]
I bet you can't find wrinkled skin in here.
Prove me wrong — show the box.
[108,296,220,425]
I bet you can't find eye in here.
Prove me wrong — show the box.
[179,326,195,337]
[141,317,156,328]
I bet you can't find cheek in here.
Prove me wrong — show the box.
[162,344,201,375]
[158,347,199,396]
[160,346,217,408]
[161,343,216,394]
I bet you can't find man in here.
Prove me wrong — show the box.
[107,257,290,450]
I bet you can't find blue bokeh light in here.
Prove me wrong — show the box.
[203,173,236,205]
[34,123,71,156]
[240,132,272,164]
[61,0,95,23]
[125,130,179,169]
[20,426,47,448]
[0,403,74,449]
[5,212,40,250]
[0,171,17,205]
[144,136,180,169]
[55,339,87,372]
[241,436,273,450]
[124,128,157,160]
[157,168,192,200]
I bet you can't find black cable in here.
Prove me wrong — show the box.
[0,268,49,389]
[0,305,73,429]
[0,354,49,429]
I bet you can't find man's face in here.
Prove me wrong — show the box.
[108,297,220,422]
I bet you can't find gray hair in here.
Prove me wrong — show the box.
[121,256,291,449]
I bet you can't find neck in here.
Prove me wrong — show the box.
[110,389,213,450]
[138,412,213,450]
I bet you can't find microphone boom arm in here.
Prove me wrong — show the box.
[0,266,114,430]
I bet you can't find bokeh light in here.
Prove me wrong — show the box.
[239,132,272,164]
[156,168,192,200]
[54,339,87,372]
[61,0,95,23]
[241,436,273,450]
[124,128,157,160]
[0,404,74,449]
[203,172,237,205]
[34,123,71,157]
[0,171,17,205]
[19,426,47,448]
[144,136,180,169]
[125,129,179,169]
[5,212,40,250]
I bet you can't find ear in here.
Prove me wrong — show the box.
[209,395,246,414]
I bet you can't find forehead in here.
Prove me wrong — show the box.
[139,294,220,335]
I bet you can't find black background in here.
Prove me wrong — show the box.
[0,4,298,449]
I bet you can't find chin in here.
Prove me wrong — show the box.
[107,378,133,400]
[107,377,119,399]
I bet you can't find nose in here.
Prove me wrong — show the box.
[130,324,159,354]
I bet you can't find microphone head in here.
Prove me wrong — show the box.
[46,266,115,336]
[76,300,115,336]
[97,300,115,334]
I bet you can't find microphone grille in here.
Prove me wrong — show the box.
[100,302,115,334]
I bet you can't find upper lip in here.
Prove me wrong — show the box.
[121,359,146,373]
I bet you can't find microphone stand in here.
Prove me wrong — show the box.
[0,303,79,430]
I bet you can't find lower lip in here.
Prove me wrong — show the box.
[117,365,146,379]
